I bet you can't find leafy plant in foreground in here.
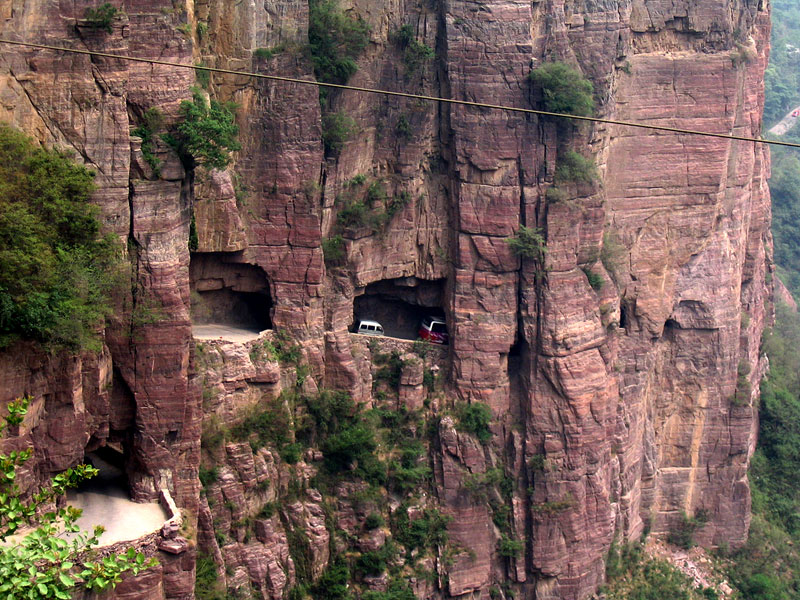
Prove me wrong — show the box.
[0,397,155,599]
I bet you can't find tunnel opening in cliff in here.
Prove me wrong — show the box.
[189,252,273,334]
[353,277,447,340]
[68,444,168,546]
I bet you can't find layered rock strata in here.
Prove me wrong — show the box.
[0,0,772,598]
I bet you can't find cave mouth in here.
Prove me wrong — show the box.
[353,277,447,340]
[190,252,273,331]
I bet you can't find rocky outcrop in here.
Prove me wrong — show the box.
[0,0,772,599]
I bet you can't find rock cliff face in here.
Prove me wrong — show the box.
[0,0,772,598]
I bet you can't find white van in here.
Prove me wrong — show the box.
[355,319,384,336]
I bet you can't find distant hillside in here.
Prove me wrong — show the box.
[765,0,800,128]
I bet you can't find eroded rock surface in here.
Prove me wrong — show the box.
[0,0,772,598]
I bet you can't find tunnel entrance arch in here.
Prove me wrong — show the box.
[353,277,447,340]
[189,252,273,332]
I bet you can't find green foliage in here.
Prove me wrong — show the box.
[0,124,124,351]
[364,513,384,530]
[362,579,416,600]
[603,540,711,600]
[322,235,346,263]
[601,230,626,282]
[196,21,208,39]
[229,396,293,451]
[199,466,219,487]
[554,150,598,184]
[545,186,568,203]
[189,211,199,251]
[195,63,211,88]
[666,510,708,550]
[456,402,493,444]
[392,505,451,556]
[396,115,412,139]
[505,225,547,262]
[497,534,524,558]
[530,493,576,514]
[311,558,351,600]
[393,25,435,76]
[132,107,164,175]
[254,45,285,60]
[195,552,224,600]
[463,467,508,502]
[84,3,118,33]
[322,111,357,154]
[529,61,594,117]
[583,267,604,290]
[0,399,155,599]
[373,349,405,391]
[175,89,241,170]
[768,150,800,296]
[308,0,370,93]
[764,0,800,127]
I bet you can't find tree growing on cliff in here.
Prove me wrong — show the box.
[172,89,241,170]
[0,124,124,351]
[528,61,594,117]
[0,397,155,599]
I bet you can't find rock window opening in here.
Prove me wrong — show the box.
[190,252,273,338]
[352,277,447,341]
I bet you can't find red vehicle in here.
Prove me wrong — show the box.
[792,110,799,117]
[419,316,449,345]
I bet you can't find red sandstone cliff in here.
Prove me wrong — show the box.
[0,0,772,598]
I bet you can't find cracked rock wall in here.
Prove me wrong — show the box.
[0,0,772,598]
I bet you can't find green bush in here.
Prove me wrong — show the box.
[195,552,225,600]
[0,124,124,351]
[308,0,370,90]
[174,89,241,170]
[84,3,118,33]
[667,510,708,549]
[322,111,357,154]
[456,402,493,444]
[132,107,164,174]
[254,45,285,60]
[600,231,626,281]
[529,61,594,117]
[583,267,604,291]
[545,186,568,203]
[393,25,435,75]
[322,235,346,263]
[195,63,211,88]
[198,466,219,487]
[497,534,524,558]
[392,505,451,555]
[311,559,351,600]
[505,225,547,262]
[362,579,416,600]
[555,150,597,184]
[364,513,384,530]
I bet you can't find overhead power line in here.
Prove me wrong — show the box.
[1,38,798,149]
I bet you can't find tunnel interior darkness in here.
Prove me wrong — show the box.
[189,252,273,330]
[353,277,446,339]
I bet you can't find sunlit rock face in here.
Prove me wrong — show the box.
[0,0,771,597]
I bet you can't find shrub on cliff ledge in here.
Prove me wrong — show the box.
[173,90,241,170]
[529,61,594,117]
[0,124,124,351]
[505,225,547,262]
[84,3,118,33]
[308,0,370,92]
